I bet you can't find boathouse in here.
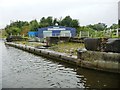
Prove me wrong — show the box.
[28,31,38,37]
[37,26,76,38]
[28,26,76,38]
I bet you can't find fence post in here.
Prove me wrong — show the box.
[87,31,89,37]
[95,31,97,37]
[116,29,119,37]
[79,31,81,38]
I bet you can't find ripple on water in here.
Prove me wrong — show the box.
[2,41,119,88]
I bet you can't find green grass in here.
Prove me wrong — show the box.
[49,42,85,56]
[14,41,43,47]
[14,41,84,56]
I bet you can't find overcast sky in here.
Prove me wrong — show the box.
[0,0,119,29]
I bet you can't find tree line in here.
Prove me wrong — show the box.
[4,16,118,37]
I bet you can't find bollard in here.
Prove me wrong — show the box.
[39,50,41,53]
[77,49,85,60]
[59,55,61,58]
[47,52,49,55]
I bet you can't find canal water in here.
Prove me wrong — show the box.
[1,40,119,88]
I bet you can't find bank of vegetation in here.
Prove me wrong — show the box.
[1,16,119,38]
[49,42,84,55]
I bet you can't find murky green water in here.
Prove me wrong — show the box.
[1,40,119,88]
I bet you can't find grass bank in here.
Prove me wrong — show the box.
[14,41,44,47]
[49,42,84,56]
[13,41,85,56]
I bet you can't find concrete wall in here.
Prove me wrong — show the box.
[46,36,70,46]
[69,37,84,43]
[77,50,120,73]
[46,37,84,46]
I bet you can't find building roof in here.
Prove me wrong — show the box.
[37,26,76,31]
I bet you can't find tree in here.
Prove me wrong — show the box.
[4,16,82,36]
[110,24,118,29]
[46,16,53,26]
[29,19,39,31]
[40,17,46,23]
[86,23,107,31]
[9,21,29,29]
[39,17,49,27]
[21,26,30,36]
[6,27,21,35]
[12,27,21,35]
[92,23,107,31]
[0,29,8,38]
[71,19,79,28]
[53,18,58,25]
[5,21,30,36]
[61,16,72,27]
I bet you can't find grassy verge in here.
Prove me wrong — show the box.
[13,41,85,56]
[14,41,43,47]
[49,42,85,56]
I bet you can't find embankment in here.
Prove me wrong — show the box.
[5,42,120,74]
[77,50,120,74]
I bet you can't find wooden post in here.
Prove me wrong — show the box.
[116,29,119,37]
[79,31,81,38]
[87,31,89,37]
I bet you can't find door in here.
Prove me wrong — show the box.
[43,31,52,38]
[60,31,71,37]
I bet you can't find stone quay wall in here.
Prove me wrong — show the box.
[77,50,120,74]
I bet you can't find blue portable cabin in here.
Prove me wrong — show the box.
[37,26,76,38]
[28,31,38,37]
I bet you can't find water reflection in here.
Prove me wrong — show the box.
[54,61,120,88]
[76,68,119,88]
